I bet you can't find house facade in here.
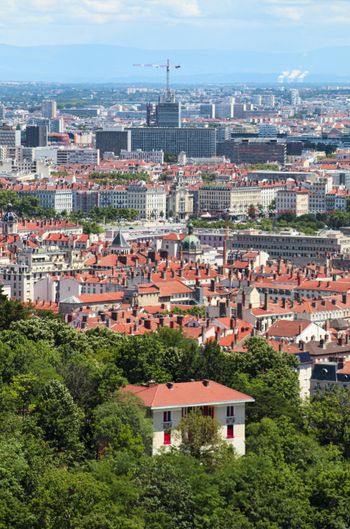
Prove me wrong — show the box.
[123,380,254,456]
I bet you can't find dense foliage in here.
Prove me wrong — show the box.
[0,308,350,528]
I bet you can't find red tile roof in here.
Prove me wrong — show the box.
[267,319,311,338]
[122,380,253,409]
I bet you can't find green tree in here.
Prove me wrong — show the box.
[92,392,153,457]
[35,380,84,460]
[303,386,350,456]
[176,409,224,461]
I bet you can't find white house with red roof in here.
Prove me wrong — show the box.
[123,380,254,456]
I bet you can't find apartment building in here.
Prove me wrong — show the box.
[126,183,167,219]
[98,188,128,209]
[198,185,262,216]
[1,246,86,301]
[17,186,73,213]
[308,177,332,214]
[230,186,262,216]
[73,190,99,214]
[276,189,309,216]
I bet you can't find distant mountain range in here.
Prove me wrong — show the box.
[0,44,349,83]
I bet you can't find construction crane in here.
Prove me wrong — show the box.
[133,59,181,100]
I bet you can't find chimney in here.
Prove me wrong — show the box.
[111,310,118,321]
[343,293,348,305]
[263,292,268,310]
[144,319,151,330]
[159,315,164,327]
[202,379,209,387]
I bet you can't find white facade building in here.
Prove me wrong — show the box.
[123,380,254,456]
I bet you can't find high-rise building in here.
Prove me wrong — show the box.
[200,104,215,119]
[261,94,276,107]
[156,101,181,127]
[26,125,48,147]
[215,102,234,119]
[290,89,301,106]
[130,127,216,157]
[146,103,157,127]
[49,118,64,133]
[95,129,131,158]
[0,104,6,122]
[41,100,57,119]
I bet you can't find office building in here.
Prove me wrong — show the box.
[156,101,181,127]
[120,149,164,163]
[230,230,350,261]
[41,100,57,119]
[218,139,286,165]
[130,127,216,158]
[26,125,48,147]
[0,126,21,147]
[96,129,131,158]
[146,103,157,127]
[258,124,278,138]
[60,108,101,118]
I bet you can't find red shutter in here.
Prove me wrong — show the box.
[227,425,234,439]
[164,431,171,445]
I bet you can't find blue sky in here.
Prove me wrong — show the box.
[1,0,350,51]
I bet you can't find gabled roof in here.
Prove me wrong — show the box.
[267,319,311,338]
[122,380,254,409]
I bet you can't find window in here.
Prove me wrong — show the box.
[227,406,235,417]
[163,411,171,422]
[227,425,234,439]
[163,431,171,445]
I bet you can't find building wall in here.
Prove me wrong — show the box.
[151,403,247,456]
[96,130,131,157]
[130,127,216,158]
